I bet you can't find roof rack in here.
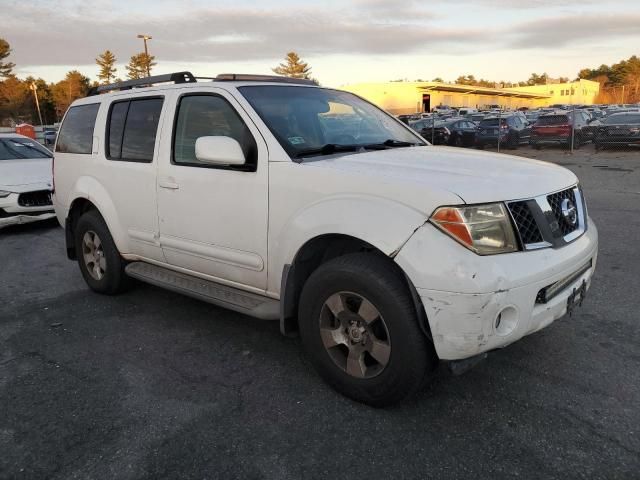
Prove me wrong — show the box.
[87,71,197,96]
[214,74,317,86]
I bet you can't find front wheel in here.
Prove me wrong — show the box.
[74,210,130,294]
[298,253,436,407]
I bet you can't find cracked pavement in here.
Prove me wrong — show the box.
[1,147,639,479]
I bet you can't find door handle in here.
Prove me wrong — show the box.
[159,180,179,190]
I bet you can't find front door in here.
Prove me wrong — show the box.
[156,88,269,291]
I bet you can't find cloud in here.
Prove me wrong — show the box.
[2,0,639,71]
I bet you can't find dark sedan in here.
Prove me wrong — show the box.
[475,115,531,149]
[409,118,450,145]
[595,113,640,150]
[441,118,478,147]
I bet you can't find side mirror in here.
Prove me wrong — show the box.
[195,136,246,166]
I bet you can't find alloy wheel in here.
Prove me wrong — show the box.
[82,230,106,281]
[319,291,391,379]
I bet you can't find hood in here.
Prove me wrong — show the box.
[0,158,53,193]
[305,146,577,204]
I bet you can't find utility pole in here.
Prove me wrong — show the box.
[137,34,153,76]
[30,82,44,126]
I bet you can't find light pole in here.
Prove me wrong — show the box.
[137,34,152,76]
[30,82,44,126]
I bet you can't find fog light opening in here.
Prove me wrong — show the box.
[495,306,518,336]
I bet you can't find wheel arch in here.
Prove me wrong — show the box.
[279,233,432,342]
[64,179,125,260]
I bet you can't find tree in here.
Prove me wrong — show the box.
[51,70,90,120]
[431,77,444,83]
[126,52,156,80]
[0,76,29,125]
[0,38,15,78]
[96,50,117,84]
[526,73,549,86]
[272,52,312,79]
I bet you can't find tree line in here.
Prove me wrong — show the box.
[0,39,159,126]
[0,40,314,127]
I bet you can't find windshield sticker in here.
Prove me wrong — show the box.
[288,136,306,145]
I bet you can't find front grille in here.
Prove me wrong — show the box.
[547,188,578,236]
[17,190,53,207]
[508,201,543,245]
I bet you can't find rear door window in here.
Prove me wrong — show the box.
[107,97,163,162]
[56,103,100,154]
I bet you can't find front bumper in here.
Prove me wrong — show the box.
[395,219,598,360]
[0,192,55,228]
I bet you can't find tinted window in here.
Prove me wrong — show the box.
[56,104,100,154]
[107,101,129,159]
[0,137,52,160]
[173,95,257,169]
[121,98,163,162]
[605,114,640,125]
[479,118,500,127]
[536,115,569,126]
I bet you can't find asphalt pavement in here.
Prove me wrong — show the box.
[1,146,639,479]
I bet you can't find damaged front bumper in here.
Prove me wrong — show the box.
[0,211,57,228]
[395,219,599,360]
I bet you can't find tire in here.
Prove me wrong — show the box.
[453,135,463,147]
[298,253,437,407]
[507,133,519,149]
[531,141,541,150]
[74,210,130,294]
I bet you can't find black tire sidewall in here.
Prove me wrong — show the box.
[74,210,127,294]
[298,254,435,406]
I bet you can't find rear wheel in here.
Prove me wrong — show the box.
[74,210,130,294]
[298,253,436,407]
[453,135,463,147]
[507,133,519,149]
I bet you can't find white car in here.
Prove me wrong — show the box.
[0,133,55,228]
[53,72,598,406]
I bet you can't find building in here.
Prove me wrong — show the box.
[342,79,600,114]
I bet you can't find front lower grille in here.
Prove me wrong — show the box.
[547,188,578,236]
[507,201,543,245]
[17,190,53,207]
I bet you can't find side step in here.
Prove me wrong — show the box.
[125,262,280,320]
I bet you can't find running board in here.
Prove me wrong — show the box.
[125,262,279,320]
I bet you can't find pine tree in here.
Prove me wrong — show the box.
[125,53,157,80]
[272,52,312,79]
[0,38,16,78]
[96,50,117,84]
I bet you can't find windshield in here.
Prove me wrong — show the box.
[0,137,52,160]
[238,86,425,158]
[605,114,640,125]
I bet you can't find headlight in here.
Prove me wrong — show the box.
[0,190,12,198]
[429,203,518,255]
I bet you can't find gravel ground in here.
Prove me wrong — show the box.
[1,145,639,480]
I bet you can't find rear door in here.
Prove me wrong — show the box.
[99,94,166,261]
[155,87,269,290]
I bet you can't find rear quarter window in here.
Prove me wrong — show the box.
[55,104,100,154]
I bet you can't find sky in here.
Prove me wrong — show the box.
[3,0,640,87]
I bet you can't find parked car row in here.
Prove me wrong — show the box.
[404,104,640,150]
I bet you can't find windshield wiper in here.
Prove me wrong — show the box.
[293,139,419,162]
[293,144,364,161]
[364,139,420,148]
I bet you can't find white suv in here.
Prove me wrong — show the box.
[53,72,598,406]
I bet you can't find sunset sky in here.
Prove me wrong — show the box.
[4,0,640,87]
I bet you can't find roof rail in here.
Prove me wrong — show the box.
[214,74,317,86]
[87,71,197,96]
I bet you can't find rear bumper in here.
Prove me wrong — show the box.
[395,219,598,360]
